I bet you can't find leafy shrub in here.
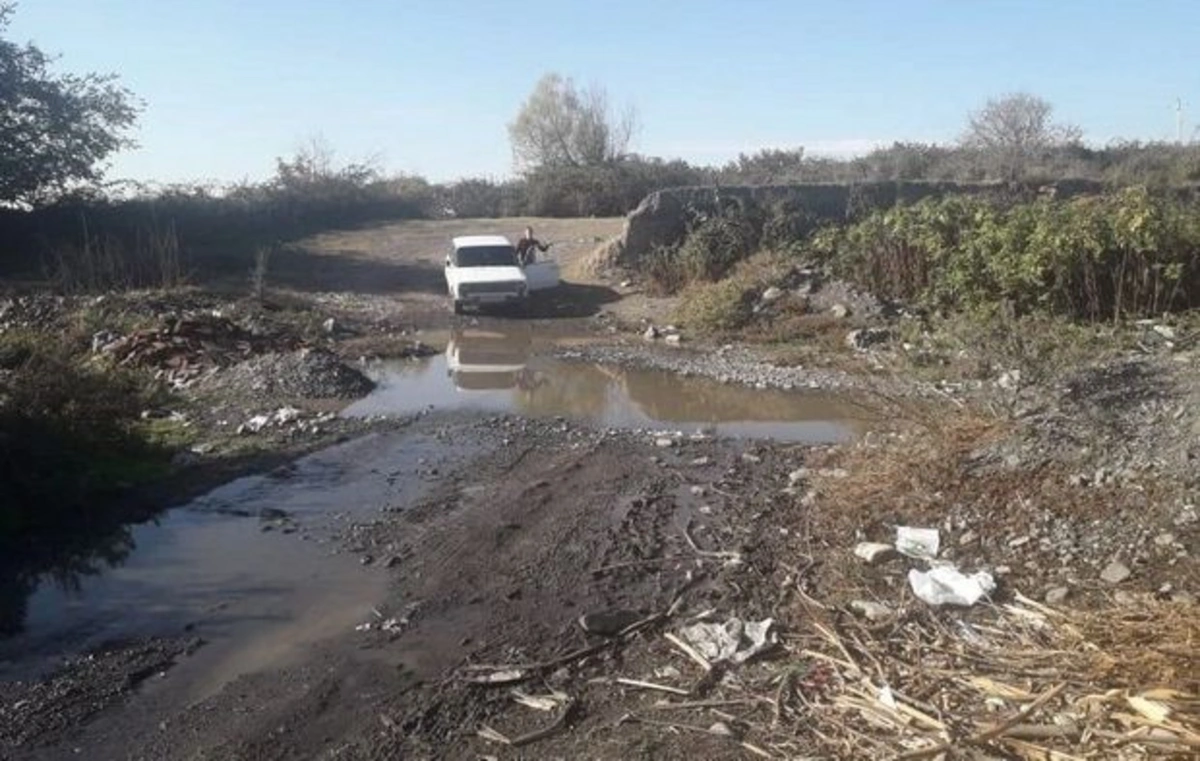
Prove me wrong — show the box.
[0,334,163,544]
[811,187,1200,321]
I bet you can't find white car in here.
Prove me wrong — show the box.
[444,235,560,315]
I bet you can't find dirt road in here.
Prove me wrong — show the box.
[2,217,1197,760]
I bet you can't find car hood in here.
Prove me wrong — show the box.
[452,266,526,284]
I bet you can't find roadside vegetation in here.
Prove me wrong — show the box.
[0,330,167,551]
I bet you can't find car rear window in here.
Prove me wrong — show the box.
[454,245,516,267]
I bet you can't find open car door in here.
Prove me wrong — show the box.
[523,257,561,292]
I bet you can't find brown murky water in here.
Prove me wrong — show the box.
[2,328,868,700]
[345,326,871,443]
[0,432,480,698]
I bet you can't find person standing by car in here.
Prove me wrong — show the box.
[515,226,550,266]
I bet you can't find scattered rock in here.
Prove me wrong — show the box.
[654,437,675,448]
[322,317,337,334]
[830,303,851,319]
[760,286,784,304]
[691,457,711,467]
[848,600,893,622]
[996,369,1022,391]
[664,333,682,345]
[1100,560,1131,584]
[1154,532,1177,547]
[845,328,892,352]
[91,330,121,353]
[643,326,660,341]
[1044,586,1070,605]
[854,542,897,565]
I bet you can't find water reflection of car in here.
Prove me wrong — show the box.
[445,327,538,391]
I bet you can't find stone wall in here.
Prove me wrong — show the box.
[604,179,1107,269]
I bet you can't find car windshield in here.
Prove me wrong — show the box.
[454,245,516,267]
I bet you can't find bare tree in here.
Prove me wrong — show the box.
[508,73,636,170]
[961,93,1082,180]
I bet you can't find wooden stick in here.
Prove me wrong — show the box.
[615,678,690,696]
[477,698,577,747]
[650,698,758,711]
[897,682,1066,760]
[664,632,713,672]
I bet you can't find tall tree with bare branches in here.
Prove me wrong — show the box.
[508,73,636,170]
[961,93,1081,180]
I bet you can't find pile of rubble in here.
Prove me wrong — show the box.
[96,314,305,389]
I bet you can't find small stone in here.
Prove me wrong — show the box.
[848,600,893,622]
[958,531,978,547]
[1154,532,1177,547]
[707,721,735,737]
[996,369,1022,391]
[741,453,762,464]
[664,334,682,345]
[830,303,851,319]
[655,437,675,448]
[1044,586,1069,605]
[323,317,337,334]
[788,468,809,485]
[854,542,897,565]
[360,555,374,566]
[691,457,711,467]
[1113,590,1138,605]
[1009,535,1031,549]
[845,328,891,352]
[643,326,660,340]
[761,286,784,303]
[690,485,706,497]
[1100,560,1131,584]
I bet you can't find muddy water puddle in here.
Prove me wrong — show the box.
[0,432,478,698]
[345,327,871,443]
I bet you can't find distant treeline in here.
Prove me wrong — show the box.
[4,140,1200,290]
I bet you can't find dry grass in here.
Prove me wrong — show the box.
[778,595,1200,758]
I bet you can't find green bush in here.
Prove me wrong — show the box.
[0,334,164,544]
[811,187,1200,321]
[673,277,757,331]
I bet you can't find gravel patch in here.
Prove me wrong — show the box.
[200,348,375,401]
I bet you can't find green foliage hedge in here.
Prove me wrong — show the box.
[810,187,1200,321]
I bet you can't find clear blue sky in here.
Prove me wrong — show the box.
[9,0,1200,185]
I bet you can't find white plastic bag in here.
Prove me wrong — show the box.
[908,566,996,607]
